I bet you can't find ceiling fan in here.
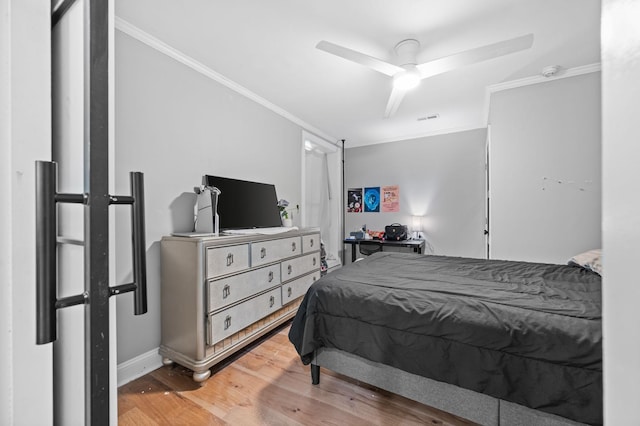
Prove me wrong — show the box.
[316,34,534,118]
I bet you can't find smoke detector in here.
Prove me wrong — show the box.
[541,65,560,78]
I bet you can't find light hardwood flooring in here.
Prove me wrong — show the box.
[118,323,475,425]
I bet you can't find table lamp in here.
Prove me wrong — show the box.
[411,215,423,239]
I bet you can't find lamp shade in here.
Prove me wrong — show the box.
[411,215,422,231]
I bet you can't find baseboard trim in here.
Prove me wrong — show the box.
[117,347,163,387]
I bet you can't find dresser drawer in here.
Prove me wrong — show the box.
[282,271,320,305]
[281,252,320,282]
[207,288,282,346]
[251,236,301,267]
[302,233,321,253]
[207,264,281,313]
[206,244,250,279]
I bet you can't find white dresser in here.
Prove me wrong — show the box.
[159,228,321,381]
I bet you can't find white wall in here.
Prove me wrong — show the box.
[344,128,487,261]
[602,0,640,423]
[0,0,54,424]
[114,32,308,364]
[0,0,11,420]
[489,72,602,263]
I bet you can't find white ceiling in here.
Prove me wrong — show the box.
[115,0,601,148]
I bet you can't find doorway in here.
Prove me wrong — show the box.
[301,131,342,271]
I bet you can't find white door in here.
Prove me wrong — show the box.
[302,132,342,270]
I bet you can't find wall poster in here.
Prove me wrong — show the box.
[347,188,363,212]
[381,185,400,212]
[363,187,380,212]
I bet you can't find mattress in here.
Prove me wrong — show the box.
[289,252,602,425]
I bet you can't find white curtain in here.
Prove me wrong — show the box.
[305,150,337,263]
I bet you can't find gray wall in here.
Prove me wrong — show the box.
[114,32,305,363]
[344,128,487,261]
[488,72,601,263]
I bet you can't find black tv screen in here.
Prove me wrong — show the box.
[203,175,282,230]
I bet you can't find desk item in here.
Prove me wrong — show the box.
[194,179,221,235]
[368,230,385,240]
[172,232,217,238]
[385,223,408,240]
[349,231,365,239]
[343,238,425,262]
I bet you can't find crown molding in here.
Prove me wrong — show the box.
[482,62,601,126]
[487,62,601,94]
[114,17,337,145]
[347,124,486,149]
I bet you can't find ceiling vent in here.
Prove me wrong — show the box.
[417,113,439,121]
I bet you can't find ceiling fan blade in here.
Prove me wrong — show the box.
[416,33,534,79]
[317,40,404,77]
[384,86,407,118]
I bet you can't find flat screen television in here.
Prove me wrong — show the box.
[203,175,282,230]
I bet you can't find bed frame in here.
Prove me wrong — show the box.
[310,347,586,426]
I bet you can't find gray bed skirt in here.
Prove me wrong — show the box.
[312,347,586,426]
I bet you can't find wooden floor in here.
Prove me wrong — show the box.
[118,323,475,425]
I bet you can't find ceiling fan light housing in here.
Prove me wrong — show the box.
[393,66,421,90]
[394,39,420,64]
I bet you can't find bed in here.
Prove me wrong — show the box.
[288,251,602,425]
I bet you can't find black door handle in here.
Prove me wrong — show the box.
[108,172,148,315]
[35,161,61,345]
[35,162,148,345]
[129,171,148,315]
[35,161,87,344]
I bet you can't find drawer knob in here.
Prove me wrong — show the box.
[313,276,317,282]
[310,238,314,247]
[222,284,230,299]
[268,271,274,282]
[287,265,292,275]
[224,315,231,330]
[226,253,234,266]
[269,295,275,307]
[313,257,317,266]
[260,247,266,259]
[287,287,292,297]
[291,242,296,251]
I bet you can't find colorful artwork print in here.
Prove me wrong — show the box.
[381,185,400,212]
[347,188,363,213]
[364,187,380,212]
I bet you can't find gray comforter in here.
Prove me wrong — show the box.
[289,252,602,425]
